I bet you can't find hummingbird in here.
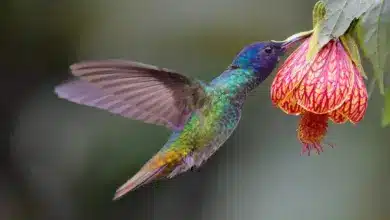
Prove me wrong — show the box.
[54,32,309,200]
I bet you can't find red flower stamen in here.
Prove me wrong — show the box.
[298,111,328,155]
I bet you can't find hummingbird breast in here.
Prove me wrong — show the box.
[160,90,243,177]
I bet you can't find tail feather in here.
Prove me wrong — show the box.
[113,145,191,200]
[113,165,167,200]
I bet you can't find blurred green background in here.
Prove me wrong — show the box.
[2,0,390,219]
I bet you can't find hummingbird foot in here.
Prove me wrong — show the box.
[195,109,206,128]
[167,154,195,178]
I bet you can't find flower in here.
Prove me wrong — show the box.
[270,8,368,155]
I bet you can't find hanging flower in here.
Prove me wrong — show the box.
[270,1,368,155]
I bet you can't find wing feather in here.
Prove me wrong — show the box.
[55,60,207,130]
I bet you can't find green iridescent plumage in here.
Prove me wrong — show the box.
[54,33,310,200]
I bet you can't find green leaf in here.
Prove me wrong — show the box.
[355,0,390,95]
[382,88,390,127]
[306,1,326,61]
[318,0,375,48]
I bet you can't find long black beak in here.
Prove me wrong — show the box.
[273,30,313,50]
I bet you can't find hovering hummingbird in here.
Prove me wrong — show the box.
[54,32,309,200]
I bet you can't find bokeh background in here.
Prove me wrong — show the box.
[2,0,390,219]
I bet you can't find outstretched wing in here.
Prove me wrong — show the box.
[54,60,207,130]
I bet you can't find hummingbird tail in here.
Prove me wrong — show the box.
[113,147,191,200]
[113,165,167,200]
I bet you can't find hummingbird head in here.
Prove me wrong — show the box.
[231,41,286,75]
[231,31,311,78]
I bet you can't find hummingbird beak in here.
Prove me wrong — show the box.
[272,30,313,51]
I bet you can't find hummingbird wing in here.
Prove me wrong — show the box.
[54,60,207,130]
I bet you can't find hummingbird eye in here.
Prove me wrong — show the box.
[264,46,273,54]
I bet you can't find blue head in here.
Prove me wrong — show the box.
[230,31,311,80]
[231,41,286,76]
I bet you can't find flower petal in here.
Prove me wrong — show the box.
[279,97,304,115]
[328,110,348,124]
[294,40,355,114]
[334,65,368,123]
[271,39,310,106]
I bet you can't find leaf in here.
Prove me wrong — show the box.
[318,0,375,48]
[355,0,390,94]
[382,88,390,127]
[307,23,322,61]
